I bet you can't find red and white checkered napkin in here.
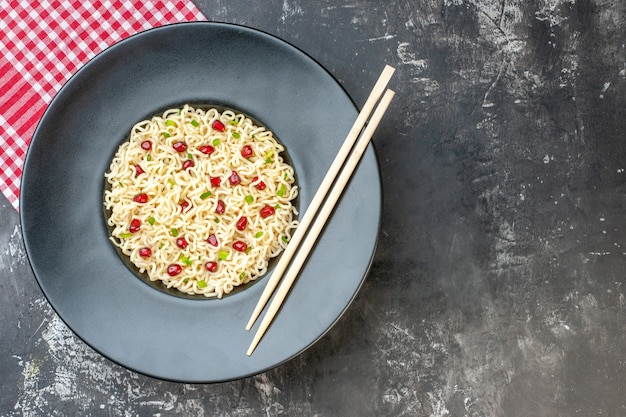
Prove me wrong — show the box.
[0,0,206,210]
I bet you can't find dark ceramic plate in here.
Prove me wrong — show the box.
[20,22,381,383]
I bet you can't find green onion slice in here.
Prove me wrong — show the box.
[180,254,192,266]
[148,217,155,225]
[200,191,212,199]
[218,250,229,261]
[245,195,254,204]
[197,279,208,288]
[255,231,264,238]
[165,119,177,127]
[232,132,241,139]
[119,232,132,238]
[171,228,179,237]
[190,119,199,127]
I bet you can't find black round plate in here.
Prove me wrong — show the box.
[20,22,381,383]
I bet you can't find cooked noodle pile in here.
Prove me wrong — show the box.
[104,105,299,298]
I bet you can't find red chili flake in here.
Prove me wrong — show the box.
[229,170,241,186]
[139,247,152,258]
[241,145,253,158]
[215,199,225,214]
[207,234,218,247]
[199,145,215,155]
[182,159,195,170]
[173,141,187,152]
[210,176,221,187]
[140,140,152,151]
[252,176,267,190]
[260,205,275,218]
[180,200,190,213]
[129,218,141,233]
[205,261,218,272]
[133,193,148,203]
[212,119,225,132]
[167,264,183,276]
[176,237,188,249]
[232,241,248,252]
[134,165,145,177]
[236,216,248,231]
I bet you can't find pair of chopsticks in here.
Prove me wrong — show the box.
[245,65,396,355]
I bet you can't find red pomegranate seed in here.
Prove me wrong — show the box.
[140,140,152,151]
[199,145,215,155]
[139,247,152,258]
[134,165,145,177]
[229,170,241,186]
[236,216,248,231]
[215,199,225,214]
[207,234,218,247]
[205,261,218,272]
[210,176,221,187]
[252,176,267,190]
[180,201,190,213]
[176,237,188,249]
[182,159,195,170]
[241,145,253,158]
[173,141,187,152]
[260,205,275,218]
[167,264,182,276]
[129,218,141,233]
[133,193,148,203]
[212,119,225,132]
[232,240,248,252]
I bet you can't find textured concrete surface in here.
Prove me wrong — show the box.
[3,1,626,416]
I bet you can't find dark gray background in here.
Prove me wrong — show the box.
[3,1,626,416]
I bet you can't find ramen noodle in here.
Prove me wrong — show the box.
[104,105,299,298]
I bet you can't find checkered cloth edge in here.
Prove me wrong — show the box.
[0,0,206,210]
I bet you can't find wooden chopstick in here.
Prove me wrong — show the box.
[247,88,396,355]
[245,65,396,332]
